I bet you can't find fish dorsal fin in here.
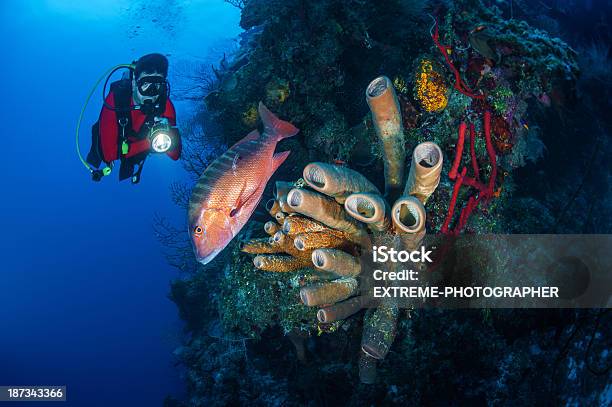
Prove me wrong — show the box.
[230,129,260,150]
[271,151,291,173]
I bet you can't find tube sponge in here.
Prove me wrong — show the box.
[311,248,361,277]
[391,196,426,233]
[271,231,311,260]
[317,295,367,323]
[282,216,329,235]
[366,76,405,200]
[344,192,390,232]
[287,188,366,242]
[253,254,311,272]
[264,221,280,235]
[359,351,378,384]
[361,300,399,360]
[391,196,426,251]
[266,199,287,224]
[275,181,297,213]
[303,162,380,203]
[299,277,358,306]
[293,232,348,251]
[404,142,443,204]
[241,238,284,254]
[266,199,282,219]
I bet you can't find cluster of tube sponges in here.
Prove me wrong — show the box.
[243,74,444,384]
[241,167,371,307]
[414,59,448,112]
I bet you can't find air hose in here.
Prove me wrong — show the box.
[75,64,134,177]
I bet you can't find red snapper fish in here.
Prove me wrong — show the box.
[189,102,299,264]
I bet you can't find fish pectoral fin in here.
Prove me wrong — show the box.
[232,180,263,218]
[272,151,291,173]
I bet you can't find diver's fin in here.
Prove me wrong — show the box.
[259,102,299,141]
[272,151,291,172]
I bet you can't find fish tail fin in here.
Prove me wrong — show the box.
[259,102,299,141]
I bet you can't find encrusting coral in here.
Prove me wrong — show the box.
[415,59,448,112]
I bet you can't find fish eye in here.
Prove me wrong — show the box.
[194,226,203,236]
[229,207,239,217]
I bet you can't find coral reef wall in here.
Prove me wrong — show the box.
[163,1,611,405]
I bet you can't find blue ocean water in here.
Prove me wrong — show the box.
[0,1,240,405]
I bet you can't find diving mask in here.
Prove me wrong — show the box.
[133,73,167,106]
[137,75,167,97]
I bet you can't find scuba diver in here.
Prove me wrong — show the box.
[80,53,181,184]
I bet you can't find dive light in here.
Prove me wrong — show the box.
[149,118,176,153]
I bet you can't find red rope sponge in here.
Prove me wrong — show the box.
[441,167,467,234]
[449,122,467,180]
[442,111,497,235]
[431,17,485,100]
